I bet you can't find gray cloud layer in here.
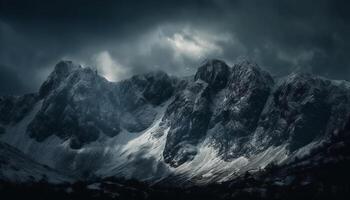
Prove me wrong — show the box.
[0,0,349,95]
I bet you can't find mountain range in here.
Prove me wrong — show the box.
[1,59,350,198]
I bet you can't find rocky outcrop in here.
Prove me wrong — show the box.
[162,60,274,166]
[163,80,212,167]
[207,61,274,160]
[194,59,230,91]
[26,61,176,149]
[162,60,350,167]
[253,73,350,152]
[39,61,82,98]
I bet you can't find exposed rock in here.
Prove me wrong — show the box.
[129,70,176,106]
[253,73,350,152]
[194,59,230,91]
[39,60,81,98]
[208,61,274,160]
[27,61,176,148]
[163,60,274,166]
[163,80,212,167]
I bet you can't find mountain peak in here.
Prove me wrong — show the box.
[229,59,274,89]
[231,59,264,75]
[235,59,259,67]
[39,60,82,98]
[194,59,230,90]
[131,70,169,82]
[53,60,81,76]
[127,70,176,106]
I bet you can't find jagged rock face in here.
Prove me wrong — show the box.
[0,94,38,125]
[163,80,212,167]
[128,70,176,106]
[163,60,274,166]
[208,61,274,160]
[162,60,350,167]
[253,74,350,152]
[163,60,231,167]
[27,61,176,149]
[39,61,81,98]
[28,64,120,148]
[194,59,230,91]
[114,71,176,132]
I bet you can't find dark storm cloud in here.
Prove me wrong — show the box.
[0,0,349,95]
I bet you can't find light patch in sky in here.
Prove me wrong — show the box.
[103,25,232,79]
[94,51,129,82]
[90,25,237,81]
[165,28,223,60]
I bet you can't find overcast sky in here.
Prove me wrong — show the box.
[0,0,349,95]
